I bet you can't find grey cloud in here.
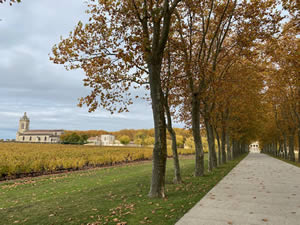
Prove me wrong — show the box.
[0,1,183,139]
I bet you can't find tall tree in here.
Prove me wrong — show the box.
[262,18,299,161]
[161,43,182,184]
[171,0,282,172]
[51,0,182,198]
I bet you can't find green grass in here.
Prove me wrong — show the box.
[0,154,247,225]
[266,153,300,168]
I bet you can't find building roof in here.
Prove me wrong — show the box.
[87,136,100,141]
[21,130,64,136]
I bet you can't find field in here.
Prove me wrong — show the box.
[0,154,247,225]
[0,143,195,179]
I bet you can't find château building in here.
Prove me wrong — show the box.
[87,134,116,146]
[16,112,64,143]
[249,141,260,153]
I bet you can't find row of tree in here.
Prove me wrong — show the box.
[259,11,299,162]
[5,0,298,198]
[50,0,293,198]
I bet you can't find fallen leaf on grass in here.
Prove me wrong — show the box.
[117,222,127,225]
[113,218,119,222]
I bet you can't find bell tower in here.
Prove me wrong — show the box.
[18,112,30,133]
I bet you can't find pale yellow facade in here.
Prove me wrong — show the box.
[87,135,116,146]
[249,141,260,153]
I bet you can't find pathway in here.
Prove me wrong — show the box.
[176,153,300,225]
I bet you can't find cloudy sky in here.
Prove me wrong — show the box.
[0,1,181,139]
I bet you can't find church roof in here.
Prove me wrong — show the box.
[22,130,64,135]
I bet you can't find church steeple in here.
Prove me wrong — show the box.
[18,112,30,133]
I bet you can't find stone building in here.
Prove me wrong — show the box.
[87,134,116,146]
[249,141,260,153]
[87,136,101,145]
[16,112,64,143]
[101,134,115,146]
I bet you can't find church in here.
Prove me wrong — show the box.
[16,112,64,143]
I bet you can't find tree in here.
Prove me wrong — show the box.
[161,43,182,183]
[185,137,194,149]
[51,0,182,198]
[119,135,130,145]
[176,135,184,148]
[144,136,155,146]
[0,0,21,5]
[79,134,89,144]
[260,19,299,161]
[170,0,282,172]
[66,133,81,144]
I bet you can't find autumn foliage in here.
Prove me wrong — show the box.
[3,0,295,197]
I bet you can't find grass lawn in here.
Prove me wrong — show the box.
[0,154,247,225]
[266,153,300,168]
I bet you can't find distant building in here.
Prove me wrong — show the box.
[249,142,260,153]
[87,136,102,145]
[87,134,116,146]
[16,112,64,143]
[101,134,115,146]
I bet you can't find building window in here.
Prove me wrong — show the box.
[29,136,32,141]
[37,137,40,142]
[22,136,25,141]
[44,137,47,141]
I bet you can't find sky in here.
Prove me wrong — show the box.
[0,1,182,139]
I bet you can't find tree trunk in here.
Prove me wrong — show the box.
[283,133,288,159]
[165,98,182,184]
[288,131,295,162]
[215,128,221,166]
[191,94,204,176]
[221,127,227,164]
[205,119,217,171]
[148,64,167,198]
[169,129,182,184]
[232,139,237,159]
[298,129,300,163]
[226,134,232,161]
[278,140,283,158]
